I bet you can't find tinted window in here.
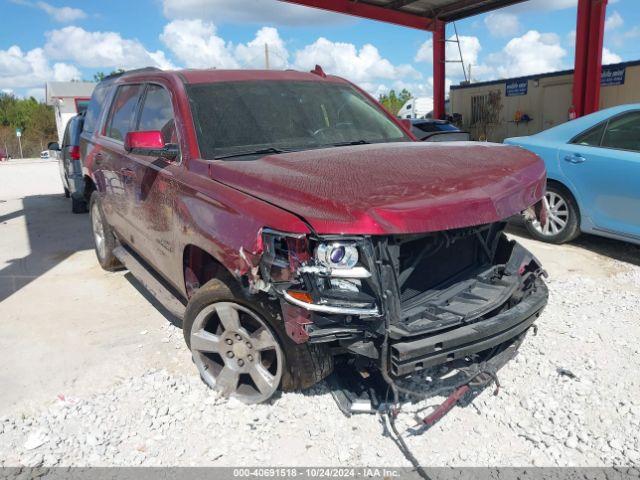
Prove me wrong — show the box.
[413,121,458,134]
[186,81,409,159]
[83,83,110,135]
[137,85,177,145]
[105,84,143,141]
[572,123,605,146]
[601,112,640,152]
[62,121,72,147]
[69,116,84,146]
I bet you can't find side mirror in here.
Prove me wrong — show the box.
[47,142,60,151]
[124,131,178,160]
[400,119,412,130]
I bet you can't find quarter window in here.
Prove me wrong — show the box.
[105,84,144,141]
[137,85,178,145]
[601,112,640,152]
[572,123,605,147]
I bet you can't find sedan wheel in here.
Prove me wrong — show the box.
[524,184,580,244]
[190,301,283,404]
[531,191,569,237]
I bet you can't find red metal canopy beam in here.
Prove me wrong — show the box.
[280,0,436,31]
[433,20,446,120]
[572,0,607,118]
[583,0,607,115]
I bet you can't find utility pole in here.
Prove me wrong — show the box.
[468,64,473,83]
[264,43,270,70]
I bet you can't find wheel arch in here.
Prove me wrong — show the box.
[182,244,238,299]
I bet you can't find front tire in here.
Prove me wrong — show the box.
[525,183,580,244]
[89,192,122,271]
[183,277,333,404]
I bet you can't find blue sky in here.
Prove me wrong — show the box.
[1,0,638,100]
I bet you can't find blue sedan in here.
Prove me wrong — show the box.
[505,104,640,245]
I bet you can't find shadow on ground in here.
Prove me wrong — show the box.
[0,193,93,303]
[507,220,640,267]
[124,272,183,328]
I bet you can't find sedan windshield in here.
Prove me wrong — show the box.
[186,80,410,159]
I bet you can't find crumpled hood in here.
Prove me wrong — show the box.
[210,142,546,235]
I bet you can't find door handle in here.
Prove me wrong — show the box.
[120,167,136,178]
[564,154,585,164]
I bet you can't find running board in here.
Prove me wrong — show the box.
[113,246,186,319]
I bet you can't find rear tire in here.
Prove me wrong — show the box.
[525,183,580,244]
[183,277,333,403]
[71,196,87,214]
[89,191,122,271]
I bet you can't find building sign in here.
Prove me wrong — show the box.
[601,65,626,86]
[506,79,528,97]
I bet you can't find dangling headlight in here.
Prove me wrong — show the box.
[316,242,359,269]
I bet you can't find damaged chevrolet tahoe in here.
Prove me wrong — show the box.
[82,67,548,404]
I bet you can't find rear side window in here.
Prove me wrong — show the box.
[137,85,177,145]
[62,121,72,147]
[83,83,110,135]
[601,111,640,152]
[572,123,605,147]
[105,84,144,142]
[69,117,84,146]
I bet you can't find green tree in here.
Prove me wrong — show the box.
[93,69,126,82]
[0,92,56,157]
[378,88,413,116]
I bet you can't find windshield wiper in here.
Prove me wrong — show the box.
[328,140,371,147]
[214,147,289,160]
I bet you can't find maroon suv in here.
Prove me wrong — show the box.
[80,67,548,404]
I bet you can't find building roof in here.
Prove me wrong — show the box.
[45,82,96,104]
[280,0,529,30]
[451,59,640,91]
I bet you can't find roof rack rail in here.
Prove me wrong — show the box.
[104,66,161,80]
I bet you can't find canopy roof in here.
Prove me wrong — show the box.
[281,0,529,30]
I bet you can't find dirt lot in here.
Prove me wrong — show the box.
[1,159,639,468]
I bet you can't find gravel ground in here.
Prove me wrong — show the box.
[1,160,640,468]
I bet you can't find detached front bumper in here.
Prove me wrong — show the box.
[390,279,548,376]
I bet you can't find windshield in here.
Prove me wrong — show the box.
[186,80,410,159]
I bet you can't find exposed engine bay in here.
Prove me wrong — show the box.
[259,222,548,378]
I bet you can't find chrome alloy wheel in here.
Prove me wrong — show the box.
[531,191,569,237]
[190,302,283,404]
[91,201,106,260]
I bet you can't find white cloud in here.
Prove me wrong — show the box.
[160,20,238,69]
[0,45,80,90]
[161,0,348,26]
[484,12,521,38]
[45,26,175,70]
[415,35,481,65]
[602,47,622,65]
[487,30,567,78]
[35,1,86,22]
[26,88,45,100]
[294,37,420,83]
[415,35,482,81]
[235,27,289,69]
[605,11,623,32]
